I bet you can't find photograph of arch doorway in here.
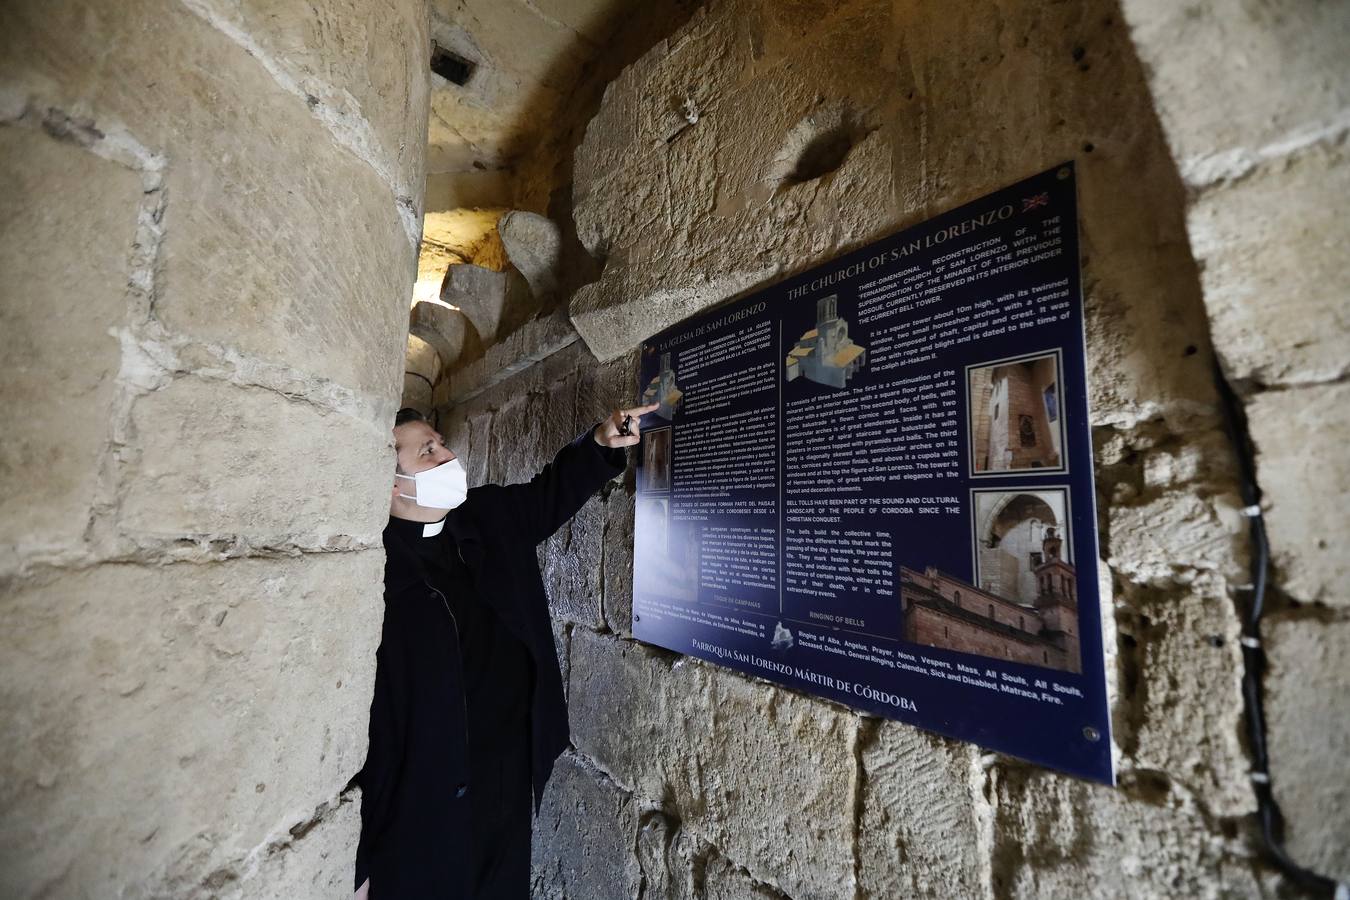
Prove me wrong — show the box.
[898,487,1081,675]
[967,349,1066,476]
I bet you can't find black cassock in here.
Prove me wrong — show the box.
[355,427,626,898]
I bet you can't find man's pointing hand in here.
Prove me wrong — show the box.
[593,402,661,448]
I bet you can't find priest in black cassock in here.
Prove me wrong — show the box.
[354,401,657,899]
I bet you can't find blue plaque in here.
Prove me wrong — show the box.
[633,163,1113,785]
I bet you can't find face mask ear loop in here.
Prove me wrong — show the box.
[394,472,417,502]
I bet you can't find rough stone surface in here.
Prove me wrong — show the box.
[1264,617,1350,882]
[441,261,538,345]
[411,299,482,371]
[1186,142,1350,387]
[0,0,421,400]
[0,125,140,572]
[857,722,986,899]
[990,766,1262,899]
[227,795,363,900]
[1247,382,1350,610]
[445,307,580,405]
[569,0,1226,444]
[405,334,442,384]
[1118,2,1349,887]
[499,209,563,299]
[120,377,392,544]
[0,1,426,896]
[1118,0,1350,184]
[0,553,384,899]
[568,627,862,899]
[531,751,642,900]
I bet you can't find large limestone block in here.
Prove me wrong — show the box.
[445,307,579,405]
[441,262,538,346]
[0,125,139,567]
[530,751,642,900]
[0,0,422,398]
[1265,617,1350,881]
[856,722,985,899]
[568,628,860,900]
[190,0,431,206]
[1248,383,1350,608]
[991,766,1262,898]
[0,552,383,899]
[1118,0,1350,180]
[410,299,482,371]
[404,333,441,383]
[498,210,562,299]
[1107,579,1250,816]
[120,377,391,543]
[1187,143,1350,386]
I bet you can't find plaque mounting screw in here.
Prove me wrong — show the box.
[1082,725,1101,742]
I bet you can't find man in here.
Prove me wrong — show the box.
[354,402,657,899]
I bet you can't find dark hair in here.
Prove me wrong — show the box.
[394,407,426,427]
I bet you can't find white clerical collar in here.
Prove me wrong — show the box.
[422,518,446,538]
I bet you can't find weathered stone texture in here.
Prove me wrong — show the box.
[187,0,431,209]
[568,627,861,899]
[1247,383,1350,610]
[120,377,392,543]
[531,751,643,900]
[1118,0,1350,182]
[225,795,363,900]
[0,553,383,899]
[991,767,1262,899]
[0,125,139,571]
[571,0,1222,440]
[1,0,426,896]
[1186,142,1350,387]
[856,722,986,899]
[0,0,422,400]
[1265,617,1350,882]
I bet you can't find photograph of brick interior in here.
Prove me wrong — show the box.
[642,427,672,492]
[3,0,1346,897]
[969,351,1065,474]
[901,488,1080,673]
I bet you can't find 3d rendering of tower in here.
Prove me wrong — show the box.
[642,351,684,420]
[785,294,867,388]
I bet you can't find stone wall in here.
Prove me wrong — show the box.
[1117,1,1350,881]
[0,1,428,897]
[437,0,1347,896]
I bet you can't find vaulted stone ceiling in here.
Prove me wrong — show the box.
[413,0,639,314]
[424,0,629,213]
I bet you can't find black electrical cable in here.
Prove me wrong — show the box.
[1212,360,1344,898]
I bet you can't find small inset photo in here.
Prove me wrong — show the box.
[967,349,1066,476]
[642,351,683,420]
[642,427,672,492]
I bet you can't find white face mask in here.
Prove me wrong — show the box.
[395,458,468,510]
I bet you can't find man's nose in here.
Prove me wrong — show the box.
[434,446,456,464]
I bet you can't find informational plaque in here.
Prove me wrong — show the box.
[632,163,1113,784]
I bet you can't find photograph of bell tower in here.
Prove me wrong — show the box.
[899,488,1081,674]
[968,350,1066,475]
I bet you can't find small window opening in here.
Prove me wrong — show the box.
[431,44,475,86]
